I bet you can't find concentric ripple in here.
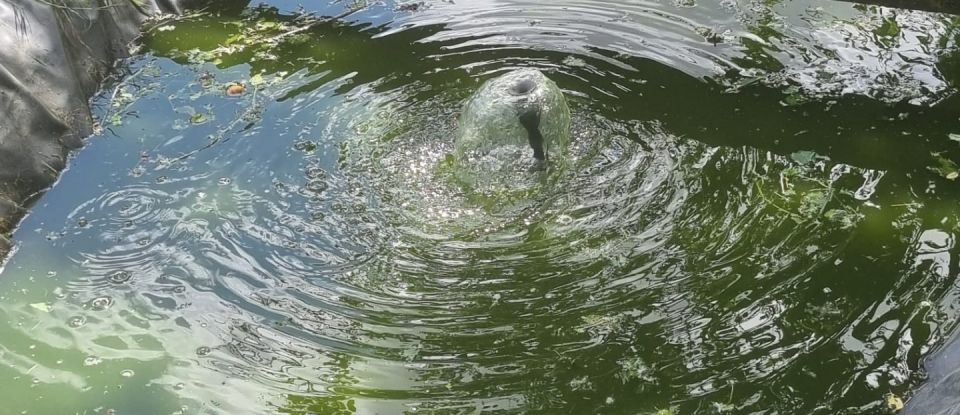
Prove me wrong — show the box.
[0,1,958,415]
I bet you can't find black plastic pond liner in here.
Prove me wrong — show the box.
[0,0,193,256]
[904,330,960,415]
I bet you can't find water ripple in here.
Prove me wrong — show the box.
[0,2,956,414]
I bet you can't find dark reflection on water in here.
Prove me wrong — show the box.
[1,0,959,414]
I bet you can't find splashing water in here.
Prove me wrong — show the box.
[453,69,571,192]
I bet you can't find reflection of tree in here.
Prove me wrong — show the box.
[279,352,359,415]
[838,0,960,14]
[937,18,960,87]
[147,4,960,177]
[733,0,787,73]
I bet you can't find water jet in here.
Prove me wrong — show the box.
[453,69,570,190]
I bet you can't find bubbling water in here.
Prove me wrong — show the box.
[453,69,571,193]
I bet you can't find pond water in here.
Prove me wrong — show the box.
[2,0,959,414]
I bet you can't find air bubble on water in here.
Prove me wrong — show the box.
[305,166,326,179]
[196,346,212,356]
[68,316,86,328]
[90,296,114,311]
[108,270,133,284]
[217,177,232,186]
[305,179,328,193]
[120,369,135,378]
[84,356,103,366]
[174,382,185,390]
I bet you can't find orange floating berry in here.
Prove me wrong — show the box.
[226,83,245,96]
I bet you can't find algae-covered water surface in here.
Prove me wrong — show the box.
[2,0,960,414]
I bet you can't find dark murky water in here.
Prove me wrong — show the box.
[1,1,959,414]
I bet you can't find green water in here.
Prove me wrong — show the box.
[1,1,960,414]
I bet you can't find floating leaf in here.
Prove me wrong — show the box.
[781,166,801,177]
[29,303,52,313]
[255,21,280,31]
[885,393,904,412]
[250,73,265,87]
[782,92,808,106]
[790,150,816,164]
[929,152,960,180]
[190,113,207,124]
[579,314,622,331]
[224,33,245,45]
[799,189,829,217]
[824,208,860,229]
[949,133,960,143]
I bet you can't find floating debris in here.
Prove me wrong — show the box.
[930,152,959,180]
[67,316,85,328]
[226,83,246,96]
[107,270,132,284]
[89,296,114,311]
[885,393,904,412]
[617,356,655,383]
[29,303,52,313]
